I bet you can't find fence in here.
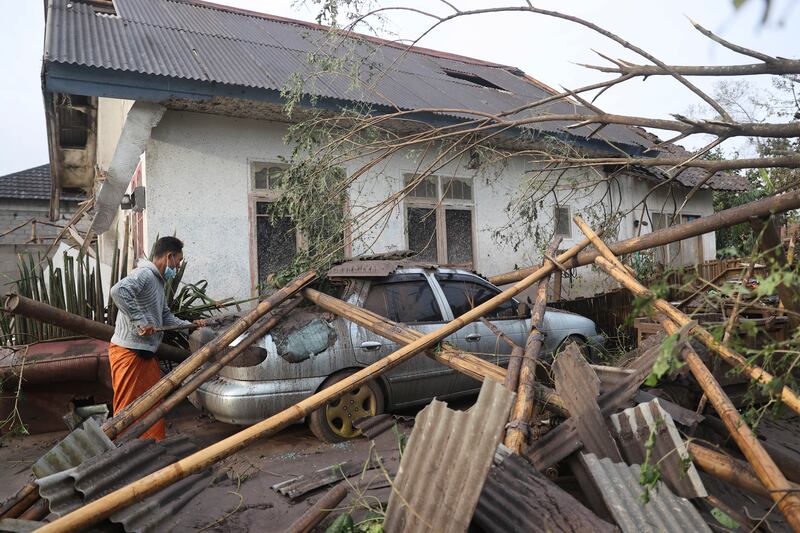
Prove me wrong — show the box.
[550,288,636,351]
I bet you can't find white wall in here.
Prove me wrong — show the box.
[140,110,717,302]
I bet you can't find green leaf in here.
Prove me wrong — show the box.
[711,507,740,529]
[326,513,355,533]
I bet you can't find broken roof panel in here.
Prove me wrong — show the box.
[580,453,711,533]
[474,445,616,533]
[36,435,213,533]
[384,379,515,532]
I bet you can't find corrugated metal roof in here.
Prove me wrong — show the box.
[45,0,649,150]
[610,398,707,499]
[32,418,115,479]
[384,378,515,532]
[271,460,378,500]
[0,164,85,201]
[473,445,616,533]
[36,435,213,533]
[580,453,712,533]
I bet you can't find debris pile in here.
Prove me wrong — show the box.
[0,194,799,532]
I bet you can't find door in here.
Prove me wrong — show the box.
[434,273,528,394]
[350,273,456,407]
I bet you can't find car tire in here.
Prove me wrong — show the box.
[308,371,385,443]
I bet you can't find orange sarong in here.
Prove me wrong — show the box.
[108,343,166,441]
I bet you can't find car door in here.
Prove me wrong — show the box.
[350,272,456,408]
[434,272,528,394]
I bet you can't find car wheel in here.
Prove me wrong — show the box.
[309,371,385,443]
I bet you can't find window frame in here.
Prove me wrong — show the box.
[248,161,301,296]
[361,272,446,325]
[650,212,704,266]
[403,173,476,267]
[553,204,573,239]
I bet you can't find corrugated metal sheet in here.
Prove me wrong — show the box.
[45,0,647,148]
[32,418,114,479]
[580,453,711,533]
[473,445,616,533]
[611,399,707,499]
[384,378,515,533]
[272,460,378,500]
[36,435,213,533]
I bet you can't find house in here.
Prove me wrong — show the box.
[39,0,747,301]
[0,164,86,284]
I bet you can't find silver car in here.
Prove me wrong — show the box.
[189,265,604,441]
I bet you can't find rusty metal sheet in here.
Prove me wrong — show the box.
[553,343,622,462]
[473,445,615,533]
[384,378,515,533]
[36,435,212,533]
[611,399,707,499]
[580,453,711,533]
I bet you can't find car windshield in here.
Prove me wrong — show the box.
[363,277,443,323]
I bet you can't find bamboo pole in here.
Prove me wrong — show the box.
[687,442,800,500]
[594,256,800,416]
[102,271,316,440]
[593,256,800,529]
[302,288,566,413]
[286,483,348,533]
[573,214,800,416]
[118,298,302,442]
[505,239,561,453]
[490,189,800,285]
[661,316,800,530]
[37,239,593,532]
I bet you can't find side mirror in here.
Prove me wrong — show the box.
[517,302,530,319]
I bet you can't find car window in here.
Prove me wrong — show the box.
[363,279,443,324]
[437,277,518,319]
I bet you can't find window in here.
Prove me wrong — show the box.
[251,163,297,286]
[651,213,703,267]
[554,205,572,238]
[437,276,518,319]
[363,277,443,323]
[404,174,475,266]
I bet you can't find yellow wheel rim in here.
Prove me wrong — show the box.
[325,385,378,439]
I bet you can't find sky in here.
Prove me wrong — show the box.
[0,0,798,176]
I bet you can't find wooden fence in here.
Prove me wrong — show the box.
[550,288,636,351]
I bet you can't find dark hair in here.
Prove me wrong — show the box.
[152,236,184,258]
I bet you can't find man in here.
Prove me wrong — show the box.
[109,236,204,440]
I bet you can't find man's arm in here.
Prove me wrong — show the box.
[162,299,194,328]
[110,272,149,328]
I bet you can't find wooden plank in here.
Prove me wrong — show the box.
[552,344,622,462]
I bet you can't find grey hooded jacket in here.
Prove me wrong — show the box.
[109,259,192,352]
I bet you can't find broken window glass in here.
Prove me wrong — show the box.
[363,279,443,323]
[445,209,473,265]
[407,207,438,262]
[437,278,517,319]
[256,202,296,283]
[554,206,572,238]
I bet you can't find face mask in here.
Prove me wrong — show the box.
[164,255,178,281]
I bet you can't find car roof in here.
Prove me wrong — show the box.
[326,259,481,280]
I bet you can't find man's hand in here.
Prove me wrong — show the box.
[137,325,157,336]
[192,319,207,329]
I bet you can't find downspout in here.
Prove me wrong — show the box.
[89,101,166,234]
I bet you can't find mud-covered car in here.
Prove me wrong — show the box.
[189,263,604,441]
